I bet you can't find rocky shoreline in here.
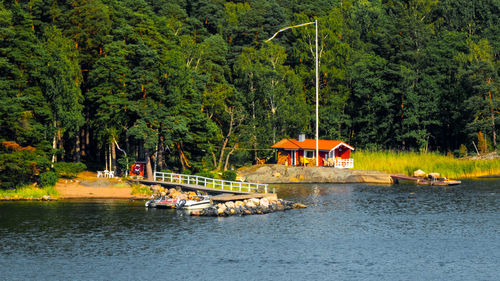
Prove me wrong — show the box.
[190,197,306,216]
[237,165,393,184]
[147,185,307,216]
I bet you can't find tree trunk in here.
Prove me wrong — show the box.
[224,144,236,171]
[217,108,234,171]
[145,150,153,180]
[52,120,58,163]
[488,78,496,149]
[75,134,81,162]
[111,141,116,173]
[105,145,108,171]
[80,128,85,157]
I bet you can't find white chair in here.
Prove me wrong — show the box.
[104,170,109,177]
[97,171,103,177]
[108,171,115,178]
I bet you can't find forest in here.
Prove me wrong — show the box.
[0,0,499,187]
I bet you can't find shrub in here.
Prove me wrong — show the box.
[54,162,87,178]
[40,171,58,187]
[196,171,216,179]
[222,170,237,181]
[0,141,51,188]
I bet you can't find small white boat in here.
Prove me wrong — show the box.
[175,195,211,210]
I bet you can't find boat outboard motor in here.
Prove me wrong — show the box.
[175,199,186,209]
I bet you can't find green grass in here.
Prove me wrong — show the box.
[131,184,153,196]
[0,185,59,199]
[352,150,500,179]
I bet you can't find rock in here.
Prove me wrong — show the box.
[190,210,201,216]
[42,195,49,201]
[249,198,260,206]
[168,188,177,195]
[229,208,236,215]
[234,201,245,208]
[293,203,307,209]
[273,172,281,178]
[225,201,235,208]
[243,209,252,215]
[177,194,187,200]
[160,192,166,197]
[217,205,227,215]
[260,198,270,208]
[245,201,256,208]
[413,169,426,177]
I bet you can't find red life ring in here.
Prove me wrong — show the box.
[342,161,346,168]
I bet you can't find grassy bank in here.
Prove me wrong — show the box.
[0,185,59,199]
[352,151,500,179]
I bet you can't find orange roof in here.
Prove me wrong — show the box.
[271,138,354,151]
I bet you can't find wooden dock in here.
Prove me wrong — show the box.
[135,172,272,195]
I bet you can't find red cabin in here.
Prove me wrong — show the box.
[271,135,355,168]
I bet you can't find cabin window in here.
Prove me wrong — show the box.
[305,150,314,158]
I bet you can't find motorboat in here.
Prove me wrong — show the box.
[175,195,211,210]
[155,197,178,208]
[145,197,160,208]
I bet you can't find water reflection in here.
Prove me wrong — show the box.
[1,180,499,280]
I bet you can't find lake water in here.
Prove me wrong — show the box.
[1,180,499,280]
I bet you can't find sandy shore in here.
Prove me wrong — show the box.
[55,172,148,199]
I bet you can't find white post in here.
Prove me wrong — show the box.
[315,19,319,167]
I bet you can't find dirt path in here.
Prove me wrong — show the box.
[55,171,147,199]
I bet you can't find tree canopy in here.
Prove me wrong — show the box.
[0,0,498,186]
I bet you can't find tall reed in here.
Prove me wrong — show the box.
[352,150,500,178]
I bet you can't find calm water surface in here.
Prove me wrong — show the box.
[1,180,499,280]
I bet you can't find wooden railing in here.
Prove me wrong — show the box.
[154,172,270,194]
[334,158,354,169]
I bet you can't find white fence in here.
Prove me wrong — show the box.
[334,158,354,169]
[154,172,270,194]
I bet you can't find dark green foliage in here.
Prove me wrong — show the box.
[0,0,499,188]
[40,171,58,187]
[222,170,237,181]
[54,162,87,179]
[195,171,216,179]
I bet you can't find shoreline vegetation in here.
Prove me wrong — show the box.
[2,151,500,201]
[353,151,500,179]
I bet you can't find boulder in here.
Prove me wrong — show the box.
[243,209,252,215]
[42,195,49,201]
[177,194,187,200]
[249,198,260,206]
[217,205,227,215]
[260,198,270,208]
[225,201,235,209]
[190,210,201,216]
[234,201,245,208]
[293,203,307,209]
[413,169,426,177]
[245,201,256,208]
[273,172,281,178]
